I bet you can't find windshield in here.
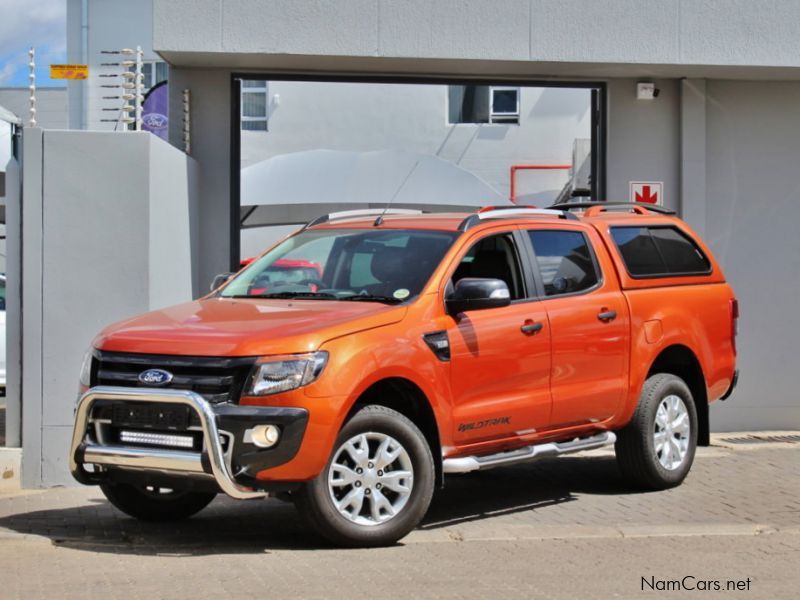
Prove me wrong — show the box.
[221,228,458,303]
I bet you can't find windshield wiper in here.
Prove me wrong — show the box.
[226,292,338,300]
[338,294,404,304]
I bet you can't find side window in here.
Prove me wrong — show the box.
[608,227,667,276]
[650,228,711,274]
[528,230,600,296]
[451,233,525,300]
[610,226,710,277]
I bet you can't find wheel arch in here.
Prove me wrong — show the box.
[647,344,709,446]
[347,377,444,487]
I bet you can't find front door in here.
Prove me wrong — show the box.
[524,227,629,427]
[446,231,552,446]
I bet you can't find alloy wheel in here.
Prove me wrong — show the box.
[327,432,414,526]
[654,394,691,470]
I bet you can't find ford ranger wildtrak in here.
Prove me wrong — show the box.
[69,202,738,546]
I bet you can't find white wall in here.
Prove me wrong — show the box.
[10,130,198,485]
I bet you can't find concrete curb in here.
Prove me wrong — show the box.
[406,522,786,544]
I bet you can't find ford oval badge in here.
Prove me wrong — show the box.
[138,368,173,386]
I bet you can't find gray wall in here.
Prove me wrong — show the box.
[10,129,198,485]
[168,68,233,286]
[0,88,67,130]
[607,78,680,209]
[704,80,800,431]
[154,0,800,78]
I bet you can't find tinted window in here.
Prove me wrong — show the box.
[451,233,525,300]
[610,227,668,276]
[528,231,599,296]
[650,228,710,274]
[611,226,710,277]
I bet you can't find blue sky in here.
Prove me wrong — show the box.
[0,0,66,88]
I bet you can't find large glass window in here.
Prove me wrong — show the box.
[528,230,599,296]
[236,78,599,261]
[222,228,458,302]
[610,226,710,277]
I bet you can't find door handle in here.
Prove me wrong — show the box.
[520,321,543,335]
[597,310,617,322]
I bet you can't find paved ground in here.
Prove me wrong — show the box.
[1,438,799,599]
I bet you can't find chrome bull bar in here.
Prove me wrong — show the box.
[69,386,267,499]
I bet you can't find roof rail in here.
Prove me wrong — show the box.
[302,208,424,230]
[458,206,578,232]
[547,201,677,215]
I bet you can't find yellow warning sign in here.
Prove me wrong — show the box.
[50,64,88,80]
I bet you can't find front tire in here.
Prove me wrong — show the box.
[295,405,435,547]
[615,373,698,490]
[100,481,216,521]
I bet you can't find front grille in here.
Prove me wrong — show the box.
[92,350,257,404]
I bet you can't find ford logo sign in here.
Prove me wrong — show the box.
[138,368,173,386]
[142,112,168,130]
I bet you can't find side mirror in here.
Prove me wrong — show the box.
[210,272,234,292]
[446,278,511,315]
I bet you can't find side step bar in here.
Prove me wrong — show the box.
[442,431,616,474]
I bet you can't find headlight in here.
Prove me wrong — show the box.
[79,349,94,387]
[244,351,328,396]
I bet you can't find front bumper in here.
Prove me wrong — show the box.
[69,386,308,499]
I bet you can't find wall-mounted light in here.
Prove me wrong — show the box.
[636,82,659,100]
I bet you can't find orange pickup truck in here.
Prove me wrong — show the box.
[70,202,738,546]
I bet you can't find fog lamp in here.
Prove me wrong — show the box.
[245,424,281,448]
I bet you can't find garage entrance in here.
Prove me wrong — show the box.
[230,76,606,267]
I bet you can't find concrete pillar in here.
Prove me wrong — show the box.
[680,79,707,235]
[20,128,44,486]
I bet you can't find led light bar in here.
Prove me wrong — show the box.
[119,430,195,449]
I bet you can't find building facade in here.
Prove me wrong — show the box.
[4,0,800,487]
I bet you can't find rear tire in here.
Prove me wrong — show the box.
[615,373,698,490]
[100,481,216,521]
[295,405,435,547]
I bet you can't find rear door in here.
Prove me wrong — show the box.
[521,225,629,426]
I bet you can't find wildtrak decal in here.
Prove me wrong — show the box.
[458,417,511,432]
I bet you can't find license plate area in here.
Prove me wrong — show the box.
[111,402,191,431]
